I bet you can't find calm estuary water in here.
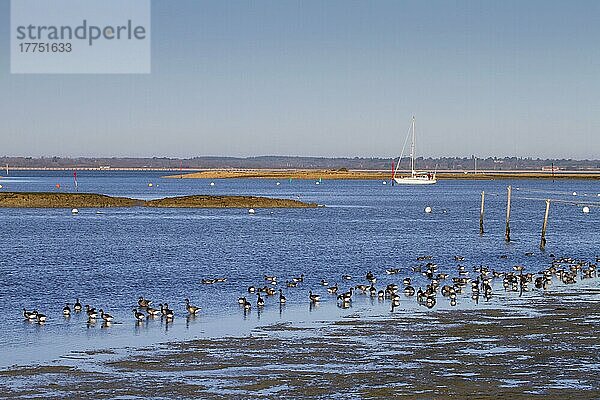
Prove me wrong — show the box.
[0,171,598,368]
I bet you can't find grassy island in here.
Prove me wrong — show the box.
[0,192,317,209]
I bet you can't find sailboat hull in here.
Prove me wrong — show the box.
[394,177,437,185]
[393,117,437,186]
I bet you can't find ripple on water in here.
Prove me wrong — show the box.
[546,378,594,390]
[435,336,466,344]
[459,346,525,356]
[414,358,458,365]
[499,378,532,388]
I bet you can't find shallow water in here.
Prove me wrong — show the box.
[0,171,598,369]
[1,286,599,398]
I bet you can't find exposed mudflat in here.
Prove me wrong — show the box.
[0,192,316,209]
[2,288,598,399]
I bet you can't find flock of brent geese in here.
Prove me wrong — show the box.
[21,254,599,325]
[22,297,198,326]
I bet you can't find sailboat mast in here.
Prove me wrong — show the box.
[410,116,416,175]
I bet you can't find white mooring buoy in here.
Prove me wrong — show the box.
[210,182,215,186]
[248,208,255,214]
[424,206,432,214]
[71,208,79,214]
[583,206,590,214]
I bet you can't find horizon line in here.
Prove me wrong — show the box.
[1,155,599,161]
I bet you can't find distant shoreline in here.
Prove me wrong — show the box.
[163,169,600,180]
[0,192,317,209]
[2,155,599,172]
[1,167,599,180]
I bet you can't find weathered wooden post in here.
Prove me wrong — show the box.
[479,191,485,234]
[505,186,512,242]
[540,199,550,250]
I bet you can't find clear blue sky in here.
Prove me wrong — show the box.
[1,0,598,158]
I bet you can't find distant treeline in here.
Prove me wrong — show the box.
[1,156,599,171]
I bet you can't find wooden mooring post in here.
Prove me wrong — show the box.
[540,199,550,250]
[479,191,485,234]
[505,186,512,242]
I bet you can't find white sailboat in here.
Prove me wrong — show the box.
[393,116,437,185]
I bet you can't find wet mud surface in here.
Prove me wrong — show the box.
[1,287,599,399]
